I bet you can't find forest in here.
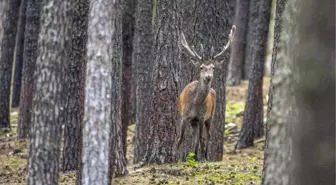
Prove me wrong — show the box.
[0,0,334,185]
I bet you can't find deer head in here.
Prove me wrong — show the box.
[180,25,236,83]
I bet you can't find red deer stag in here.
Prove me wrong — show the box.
[176,25,236,161]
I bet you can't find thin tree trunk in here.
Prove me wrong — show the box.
[26,0,70,184]
[133,0,154,164]
[227,0,249,86]
[261,1,293,184]
[0,0,20,131]
[121,0,136,160]
[109,0,128,180]
[61,0,89,172]
[80,0,115,184]
[12,0,27,108]
[235,0,272,150]
[17,0,41,139]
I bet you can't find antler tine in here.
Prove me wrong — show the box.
[200,44,204,59]
[213,25,236,61]
[191,45,202,60]
[181,32,202,60]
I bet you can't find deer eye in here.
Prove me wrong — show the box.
[200,66,204,70]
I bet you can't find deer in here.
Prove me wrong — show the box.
[176,25,236,161]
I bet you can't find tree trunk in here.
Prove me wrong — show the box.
[133,0,154,164]
[227,0,249,86]
[121,0,136,160]
[17,0,41,139]
[265,0,287,129]
[235,0,271,150]
[261,1,293,184]
[80,0,116,184]
[11,0,27,108]
[243,0,258,79]
[292,0,334,184]
[109,0,128,180]
[26,0,70,184]
[0,0,20,131]
[142,0,181,165]
[176,0,233,162]
[61,0,89,172]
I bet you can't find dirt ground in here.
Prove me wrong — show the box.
[0,77,270,185]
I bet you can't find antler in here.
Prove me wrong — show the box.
[213,25,236,64]
[181,32,202,65]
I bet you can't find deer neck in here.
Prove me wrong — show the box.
[193,79,211,105]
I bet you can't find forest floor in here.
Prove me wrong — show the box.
[0,77,270,185]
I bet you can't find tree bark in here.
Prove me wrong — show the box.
[265,0,287,128]
[121,0,136,160]
[61,0,89,172]
[235,0,272,150]
[227,0,249,86]
[109,0,128,180]
[11,0,27,108]
[0,0,20,131]
[142,0,181,165]
[80,0,116,184]
[17,0,41,139]
[133,0,154,164]
[292,0,335,184]
[261,1,293,184]
[243,0,258,79]
[176,0,233,162]
[26,0,70,184]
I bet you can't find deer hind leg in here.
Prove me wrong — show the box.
[204,120,211,160]
[176,117,188,150]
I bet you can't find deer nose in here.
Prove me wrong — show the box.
[205,76,212,81]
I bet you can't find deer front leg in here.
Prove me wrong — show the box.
[198,120,205,161]
[191,123,200,160]
[205,120,211,160]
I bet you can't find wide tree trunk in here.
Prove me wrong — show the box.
[142,0,181,165]
[176,0,233,162]
[17,0,41,139]
[26,0,70,184]
[11,0,27,108]
[109,0,128,180]
[121,0,136,160]
[80,0,116,184]
[61,0,89,172]
[227,0,249,86]
[291,0,334,184]
[0,0,20,131]
[235,0,272,150]
[261,1,293,184]
[133,0,154,164]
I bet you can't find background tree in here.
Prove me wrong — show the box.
[235,0,272,150]
[133,0,154,164]
[261,1,293,184]
[142,0,181,164]
[61,0,89,172]
[176,0,234,161]
[80,0,117,184]
[26,0,70,184]
[227,0,249,85]
[121,0,136,159]
[109,0,128,179]
[11,0,27,108]
[17,0,41,139]
[291,0,334,183]
[0,0,20,131]
[243,0,258,79]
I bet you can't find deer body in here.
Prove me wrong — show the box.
[176,25,236,161]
